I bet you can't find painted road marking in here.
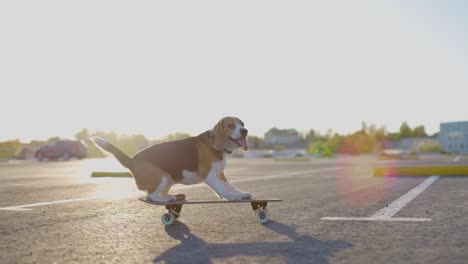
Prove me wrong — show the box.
[453,156,461,163]
[0,167,338,211]
[371,175,439,219]
[0,168,250,188]
[321,175,439,222]
[227,168,248,172]
[0,196,104,211]
[0,183,34,187]
[0,207,32,211]
[320,217,431,222]
[230,167,337,183]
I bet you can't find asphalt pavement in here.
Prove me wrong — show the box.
[1,155,468,263]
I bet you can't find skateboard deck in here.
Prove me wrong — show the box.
[138,196,282,225]
[138,197,282,205]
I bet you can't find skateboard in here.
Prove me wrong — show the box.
[138,196,283,225]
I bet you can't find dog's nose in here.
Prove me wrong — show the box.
[240,128,248,136]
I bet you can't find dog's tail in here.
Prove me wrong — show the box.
[91,137,133,169]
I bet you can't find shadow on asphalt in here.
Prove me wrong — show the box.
[153,220,351,263]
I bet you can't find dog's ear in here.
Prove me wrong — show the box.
[212,118,228,150]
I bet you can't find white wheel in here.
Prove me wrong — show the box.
[161,212,176,226]
[256,208,270,224]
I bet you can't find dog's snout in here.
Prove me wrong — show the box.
[240,128,248,136]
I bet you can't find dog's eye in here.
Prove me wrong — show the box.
[228,124,235,129]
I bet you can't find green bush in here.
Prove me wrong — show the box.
[0,140,21,159]
[273,145,287,151]
[308,142,334,157]
[419,144,444,153]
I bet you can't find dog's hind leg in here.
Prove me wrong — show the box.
[147,176,176,203]
[132,162,176,203]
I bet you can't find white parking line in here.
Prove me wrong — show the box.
[0,169,250,189]
[0,167,337,211]
[320,217,432,222]
[321,175,439,222]
[0,207,32,211]
[0,183,32,187]
[231,167,337,183]
[372,175,439,219]
[0,196,103,211]
[227,168,248,172]
[453,156,461,163]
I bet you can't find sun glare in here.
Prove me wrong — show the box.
[78,158,140,198]
[335,156,394,207]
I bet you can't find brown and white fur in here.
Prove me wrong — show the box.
[92,117,252,202]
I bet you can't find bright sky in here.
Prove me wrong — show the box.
[1,1,467,142]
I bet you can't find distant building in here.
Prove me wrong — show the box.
[440,121,468,154]
[264,128,302,148]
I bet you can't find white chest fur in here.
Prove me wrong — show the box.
[203,157,250,201]
[181,170,204,185]
[181,158,226,185]
[211,159,227,174]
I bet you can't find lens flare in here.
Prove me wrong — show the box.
[334,142,394,207]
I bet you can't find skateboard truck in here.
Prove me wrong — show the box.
[162,204,182,225]
[250,201,267,211]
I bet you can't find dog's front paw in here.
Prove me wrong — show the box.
[240,192,252,199]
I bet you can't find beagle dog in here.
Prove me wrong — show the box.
[92,117,252,202]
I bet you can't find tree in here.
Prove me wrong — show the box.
[247,135,263,149]
[94,131,118,144]
[0,139,22,159]
[75,128,90,140]
[412,125,427,137]
[305,129,326,142]
[152,133,191,145]
[47,136,61,143]
[132,134,150,149]
[399,122,412,139]
[305,129,316,142]
[119,134,139,156]
[367,124,377,136]
[361,121,367,133]
[162,133,191,142]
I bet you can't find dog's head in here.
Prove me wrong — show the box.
[212,117,249,152]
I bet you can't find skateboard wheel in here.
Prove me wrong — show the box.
[256,209,269,224]
[161,212,176,226]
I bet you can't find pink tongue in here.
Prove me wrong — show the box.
[236,138,248,147]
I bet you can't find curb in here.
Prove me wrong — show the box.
[274,157,311,162]
[373,166,468,176]
[91,171,133,178]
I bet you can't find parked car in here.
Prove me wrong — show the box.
[35,140,88,161]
